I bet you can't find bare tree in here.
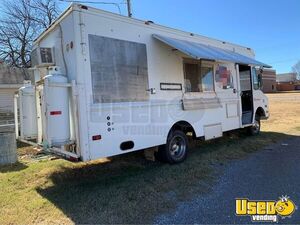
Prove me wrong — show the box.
[0,0,59,68]
[292,60,300,80]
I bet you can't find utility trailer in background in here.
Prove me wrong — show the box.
[15,4,270,163]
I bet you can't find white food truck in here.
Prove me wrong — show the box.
[15,4,270,163]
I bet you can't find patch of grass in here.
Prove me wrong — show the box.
[0,131,290,224]
[0,93,299,224]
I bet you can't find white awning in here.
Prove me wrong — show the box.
[153,34,271,68]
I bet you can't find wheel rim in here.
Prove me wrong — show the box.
[253,119,260,133]
[169,136,186,159]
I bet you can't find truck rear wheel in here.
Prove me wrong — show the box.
[155,130,188,164]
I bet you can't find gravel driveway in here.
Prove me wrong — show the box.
[154,136,300,224]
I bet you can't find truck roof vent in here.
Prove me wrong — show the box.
[80,5,88,10]
[145,20,154,25]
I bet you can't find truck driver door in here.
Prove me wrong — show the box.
[238,65,253,125]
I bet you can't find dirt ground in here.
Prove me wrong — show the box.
[0,92,299,224]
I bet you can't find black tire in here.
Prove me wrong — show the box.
[155,130,188,164]
[247,116,261,135]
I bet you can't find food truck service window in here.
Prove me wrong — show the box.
[215,64,234,89]
[184,61,214,92]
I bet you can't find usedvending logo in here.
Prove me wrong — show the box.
[236,196,297,222]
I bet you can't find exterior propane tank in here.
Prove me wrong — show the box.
[19,82,38,139]
[43,66,70,146]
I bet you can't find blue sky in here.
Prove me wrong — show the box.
[16,0,300,73]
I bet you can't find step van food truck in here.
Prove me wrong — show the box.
[15,4,270,163]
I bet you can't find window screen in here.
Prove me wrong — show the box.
[184,63,199,92]
[239,67,252,91]
[201,66,214,91]
[88,35,149,103]
[184,62,214,92]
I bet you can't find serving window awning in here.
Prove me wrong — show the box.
[153,34,271,68]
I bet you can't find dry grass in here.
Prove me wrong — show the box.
[0,92,299,224]
[263,92,300,134]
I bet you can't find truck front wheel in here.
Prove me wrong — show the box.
[247,117,261,135]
